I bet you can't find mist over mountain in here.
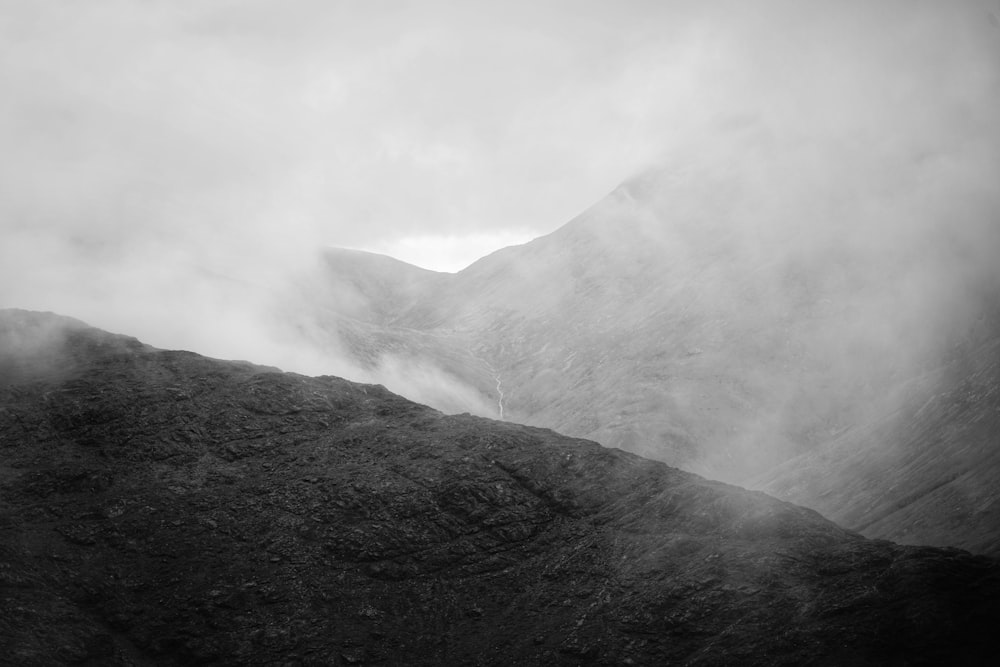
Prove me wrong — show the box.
[2,309,999,665]
[298,127,1000,557]
[3,11,1000,667]
[753,302,1000,555]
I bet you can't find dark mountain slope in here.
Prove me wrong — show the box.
[2,309,999,665]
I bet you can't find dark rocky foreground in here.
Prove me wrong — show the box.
[1,310,998,666]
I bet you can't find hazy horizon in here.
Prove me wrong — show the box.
[3,0,999,389]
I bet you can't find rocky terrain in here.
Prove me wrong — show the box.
[2,308,999,665]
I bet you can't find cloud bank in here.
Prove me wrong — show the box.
[1,0,998,419]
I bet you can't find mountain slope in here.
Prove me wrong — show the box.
[2,309,999,665]
[309,154,1000,555]
[753,307,1000,555]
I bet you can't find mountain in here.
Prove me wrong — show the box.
[304,153,1000,556]
[2,308,999,665]
[752,304,1000,555]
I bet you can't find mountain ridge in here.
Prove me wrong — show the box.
[306,163,1000,557]
[2,308,999,665]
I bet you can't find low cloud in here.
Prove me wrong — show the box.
[1,0,997,426]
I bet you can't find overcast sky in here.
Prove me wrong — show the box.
[2,0,999,358]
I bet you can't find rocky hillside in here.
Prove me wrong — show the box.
[1,309,999,665]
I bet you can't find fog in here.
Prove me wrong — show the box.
[2,0,999,426]
[610,123,1000,478]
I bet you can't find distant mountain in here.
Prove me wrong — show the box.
[307,157,1000,556]
[2,309,998,665]
[318,248,448,327]
[753,304,1000,555]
